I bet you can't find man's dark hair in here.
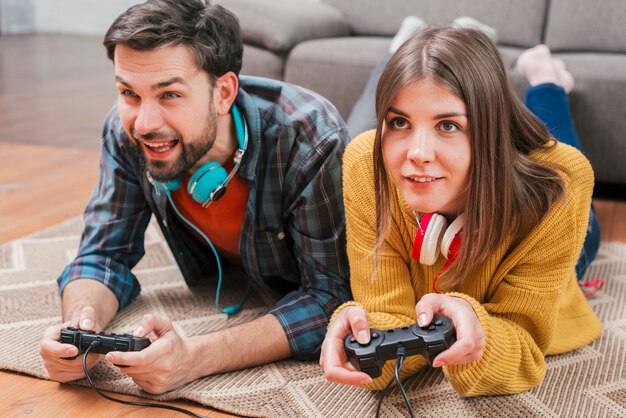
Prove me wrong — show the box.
[103,0,242,77]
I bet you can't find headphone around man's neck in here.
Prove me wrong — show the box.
[146,104,251,315]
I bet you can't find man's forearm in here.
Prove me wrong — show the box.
[188,314,291,377]
[61,279,119,331]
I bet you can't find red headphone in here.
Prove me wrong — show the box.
[411,213,464,292]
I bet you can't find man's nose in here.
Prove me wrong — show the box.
[134,102,163,136]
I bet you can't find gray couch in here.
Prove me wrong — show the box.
[219,0,626,186]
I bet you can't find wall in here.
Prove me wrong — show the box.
[0,0,141,34]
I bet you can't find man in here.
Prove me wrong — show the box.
[39,0,350,395]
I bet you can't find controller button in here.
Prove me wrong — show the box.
[349,337,356,344]
[371,332,379,339]
[428,325,436,331]
[428,343,445,355]
[115,341,130,351]
[359,356,378,369]
[434,319,443,326]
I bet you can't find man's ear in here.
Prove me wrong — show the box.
[213,72,239,116]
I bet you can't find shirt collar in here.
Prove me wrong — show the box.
[234,84,260,183]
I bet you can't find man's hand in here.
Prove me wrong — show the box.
[40,279,118,382]
[319,306,373,386]
[39,306,101,382]
[105,314,197,395]
[415,293,485,367]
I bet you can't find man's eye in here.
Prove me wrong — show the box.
[121,90,137,98]
[162,92,180,99]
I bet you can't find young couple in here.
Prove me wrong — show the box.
[40,0,600,398]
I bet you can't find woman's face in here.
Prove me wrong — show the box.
[382,80,471,218]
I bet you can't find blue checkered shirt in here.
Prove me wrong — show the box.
[58,76,351,360]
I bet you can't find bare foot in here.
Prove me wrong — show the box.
[516,45,574,93]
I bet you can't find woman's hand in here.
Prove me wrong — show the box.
[416,293,485,367]
[319,306,373,386]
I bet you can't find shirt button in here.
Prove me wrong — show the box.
[277,232,285,240]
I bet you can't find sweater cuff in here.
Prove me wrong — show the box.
[329,301,365,327]
[441,291,495,396]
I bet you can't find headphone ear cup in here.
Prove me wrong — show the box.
[413,213,447,265]
[187,161,228,203]
[441,214,465,260]
[153,177,182,192]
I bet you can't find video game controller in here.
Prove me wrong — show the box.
[59,327,151,360]
[344,315,456,378]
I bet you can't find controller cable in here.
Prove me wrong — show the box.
[374,346,415,418]
[82,342,206,417]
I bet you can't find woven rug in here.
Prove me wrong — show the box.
[1,217,625,418]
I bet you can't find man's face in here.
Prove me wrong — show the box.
[114,44,217,182]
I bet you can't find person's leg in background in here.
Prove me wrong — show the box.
[346,16,426,137]
[346,51,392,138]
[517,45,601,280]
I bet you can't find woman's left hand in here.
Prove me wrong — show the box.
[415,293,485,367]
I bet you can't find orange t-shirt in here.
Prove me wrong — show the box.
[171,160,249,265]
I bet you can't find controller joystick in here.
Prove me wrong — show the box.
[59,327,151,360]
[344,314,456,378]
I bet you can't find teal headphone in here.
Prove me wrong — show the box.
[152,104,248,207]
[146,104,250,315]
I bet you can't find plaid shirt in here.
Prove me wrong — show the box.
[58,76,351,360]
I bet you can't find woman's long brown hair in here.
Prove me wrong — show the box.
[372,27,565,288]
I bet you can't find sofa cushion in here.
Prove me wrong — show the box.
[322,0,547,47]
[284,37,390,119]
[219,0,350,53]
[241,44,284,80]
[545,0,626,53]
[551,53,626,183]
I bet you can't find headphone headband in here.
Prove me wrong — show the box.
[231,103,248,159]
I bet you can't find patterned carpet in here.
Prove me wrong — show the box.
[1,217,625,418]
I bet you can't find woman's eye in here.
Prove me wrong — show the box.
[390,118,408,129]
[440,121,459,132]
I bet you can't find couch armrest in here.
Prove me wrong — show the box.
[218,0,351,53]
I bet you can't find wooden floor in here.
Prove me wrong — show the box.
[0,34,625,418]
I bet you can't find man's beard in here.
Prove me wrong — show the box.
[131,111,217,183]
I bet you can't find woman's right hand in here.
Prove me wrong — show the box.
[319,306,374,386]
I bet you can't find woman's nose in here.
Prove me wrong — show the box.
[407,131,435,163]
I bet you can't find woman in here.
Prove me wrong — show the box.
[320,27,602,396]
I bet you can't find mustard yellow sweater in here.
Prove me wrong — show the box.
[335,130,602,396]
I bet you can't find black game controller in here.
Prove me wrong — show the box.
[344,315,456,378]
[59,327,151,360]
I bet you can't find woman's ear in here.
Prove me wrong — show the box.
[213,72,239,116]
